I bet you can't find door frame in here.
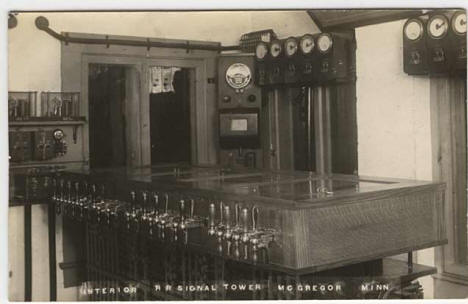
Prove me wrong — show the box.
[79,53,215,168]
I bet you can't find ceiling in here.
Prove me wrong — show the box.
[307,9,425,31]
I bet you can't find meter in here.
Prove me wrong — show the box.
[428,15,449,39]
[283,37,301,85]
[218,55,261,109]
[255,42,269,60]
[269,40,283,58]
[426,13,451,74]
[317,33,333,53]
[299,34,318,83]
[285,37,299,57]
[300,34,315,55]
[268,40,284,85]
[316,32,351,82]
[450,10,467,74]
[254,42,269,86]
[403,17,429,75]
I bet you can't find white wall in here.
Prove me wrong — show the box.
[8,11,317,301]
[356,20,434,298]
[8,11,317,91]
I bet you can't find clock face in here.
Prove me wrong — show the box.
[284,37,298,57]
[428,15,449,39]
[270,40,282,58]
[300,34,315,55]
[452,11,467,35]
[255,42,268,60]
[317,34,333,53]
[404,19,424,41]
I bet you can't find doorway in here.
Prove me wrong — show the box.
[88,64,127,169]
[149,67,191,165]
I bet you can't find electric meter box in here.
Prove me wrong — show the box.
[403,17,430,75]
[316,32,352,82]
[425,13,453,74]
[218,55,261,109]
[218,108,260,149]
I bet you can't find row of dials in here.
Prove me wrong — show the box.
[255,33,334,60]
[404,11,466,41]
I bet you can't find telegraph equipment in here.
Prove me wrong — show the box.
[9,132,33,163]
[33,130,55,161]
[403,17,429,75]
[8,91,37,120]
[284,37,301,84]
[426,13,451,74]
[450,10,467,73]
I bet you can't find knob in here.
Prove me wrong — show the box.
[248,94,256,102]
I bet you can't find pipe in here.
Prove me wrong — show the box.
[35,16,240,52]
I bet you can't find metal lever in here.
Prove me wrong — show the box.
[208,203,216,236]
[224,205,232,239]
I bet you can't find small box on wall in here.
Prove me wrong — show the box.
[8,91,38,120]
[41,92,80,118]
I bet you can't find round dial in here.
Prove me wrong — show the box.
[284,37,298,57]
[270,40,282,58]
[451,11,467,35]
[300,34,315,55]
[317,34,333,53]
[255,42,268,60]
[404,19,424,41]
[428,15,449,39]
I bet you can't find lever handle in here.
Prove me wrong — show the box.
[209,203,216,227]
[152,192,159,214]
[224,205,231,230]
[164,193,169,214]
[219,201,224,225]
[241,207,249,233]
[190,199,195,218]
[252,206,259,231]
[142,191,148,213]
[179,199,186,222]
[130,191,136,211]
[235,203,240,227]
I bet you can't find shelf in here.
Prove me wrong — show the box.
[9,160,86,170]
[9,117,86,127]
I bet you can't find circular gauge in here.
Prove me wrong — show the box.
[300,34,315,55]
[317,33,333,53]
[404,19,424,41]
[451,11,467,35]
[255,42,268,60]
[225,63,251,90]
[428,15,449,39]
[284,37,298,57]
[270,40,282,58]
[53,129,65,141]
